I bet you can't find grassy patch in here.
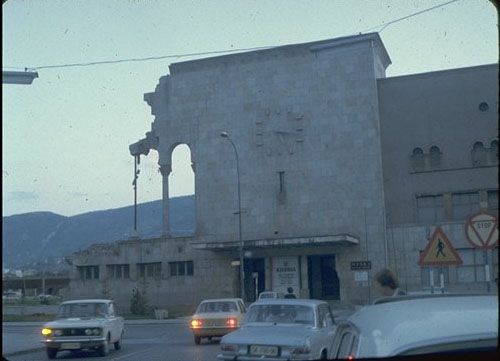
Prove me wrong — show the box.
[2,314,55,322]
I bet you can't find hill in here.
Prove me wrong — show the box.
[2,196,194,271]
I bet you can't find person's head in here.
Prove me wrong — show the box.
[375,268,398,296]
[287,287,294,294]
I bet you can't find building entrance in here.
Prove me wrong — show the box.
[307,255,340,300]
[244,258,265,303]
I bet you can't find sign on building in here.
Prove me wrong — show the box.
[350,261,371,270]
[465,211,499,249]
[418,226,462,266]
[272,256,300,295]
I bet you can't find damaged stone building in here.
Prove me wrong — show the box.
[67,33,498,314]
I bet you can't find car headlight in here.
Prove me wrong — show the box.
[41,328,52,336]
[92,328,101,335]
[85,328,92,336]
[54,329,63,336]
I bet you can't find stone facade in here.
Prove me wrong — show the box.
[68,33,498,314]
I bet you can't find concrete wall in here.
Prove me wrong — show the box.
[378,64,499,225]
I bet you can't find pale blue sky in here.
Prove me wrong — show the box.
[2,0,498,217]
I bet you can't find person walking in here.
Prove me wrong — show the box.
[284,287,296,299]
[374,268,406,297]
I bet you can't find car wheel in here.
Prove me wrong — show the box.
[46,347,58,359]
[114,332,123,350]
[194,335,201,345]
[320,350,328,360]
[98,337,109,356]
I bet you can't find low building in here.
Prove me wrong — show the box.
[66,33,498,314]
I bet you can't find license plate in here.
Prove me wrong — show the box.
[250,345,279,357]
[61,342,80,350]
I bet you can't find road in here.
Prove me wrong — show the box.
[4,322,221,361]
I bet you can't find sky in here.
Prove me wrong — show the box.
[2,0,498,217]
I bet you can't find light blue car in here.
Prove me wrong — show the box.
[218,299,337,360]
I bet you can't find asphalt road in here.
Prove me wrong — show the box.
[4,322,221,361]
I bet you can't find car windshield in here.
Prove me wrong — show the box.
[246,304,314,326]
[57,303,108,319]
[197,301,237,313]
[259,293,275,299]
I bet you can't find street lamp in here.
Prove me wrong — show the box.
[220,131,245,302]
[2,70,38,85]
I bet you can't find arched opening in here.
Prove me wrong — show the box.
[411,147,424,171]
[169,144,195,236]
[429,145,441,168]
[489,139,498,163]
[471,141,487,166]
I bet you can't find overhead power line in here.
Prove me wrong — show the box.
[359,0,460,34]
[24,46,275,72]
[4,0,460,73]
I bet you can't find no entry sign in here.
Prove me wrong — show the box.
[465,211,499,249]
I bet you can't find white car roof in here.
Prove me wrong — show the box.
[61,299,112,304]
[198,298,243,303]
[250,299,327,307]
[345,294,498,357]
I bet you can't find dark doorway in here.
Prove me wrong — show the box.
[307,255,340,300]
[244,258,265,303]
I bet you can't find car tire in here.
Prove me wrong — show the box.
[194,335,201,345]
[98,338,109,356]
[114,332,123,350]
[320,350,328,360]
[46,347,57,359]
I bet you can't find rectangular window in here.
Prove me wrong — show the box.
[137,262,161,278]
[452,192,479,220]
[456,248,486,283]
[416,195,444,223]
[487,190,498,213]
[168,261,194,277]
[77,266,99,280]
[106,264,130,279]
[169,262,178,276]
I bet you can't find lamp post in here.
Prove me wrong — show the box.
[220,132,245,302]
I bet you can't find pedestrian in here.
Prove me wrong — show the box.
[374,268,406,297]
[284,287,296,299]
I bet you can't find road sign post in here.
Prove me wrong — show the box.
[465,212,499,293]
[419,227,462,294]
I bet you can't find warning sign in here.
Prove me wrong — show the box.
[465,212,499,250]
[418,226,462,266]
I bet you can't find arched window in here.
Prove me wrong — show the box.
[490,139,498,163]
[411,147,425,171]
[471,141,487,166]
[429,145,441,168]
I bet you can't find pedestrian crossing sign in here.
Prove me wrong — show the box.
[418,226,462,266]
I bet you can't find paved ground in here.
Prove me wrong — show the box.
[2,317,191,357]
[3,309,354,358]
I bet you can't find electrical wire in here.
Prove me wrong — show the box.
[4,0,460,73]
[24,46,275,72]
[359,0,460,34]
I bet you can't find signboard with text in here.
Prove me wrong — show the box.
[350,261,371,270]
[465,211,499,250]
[272,256,300,295]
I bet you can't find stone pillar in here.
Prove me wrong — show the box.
[159,164,171,237]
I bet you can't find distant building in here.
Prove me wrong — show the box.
[67,33,498,314]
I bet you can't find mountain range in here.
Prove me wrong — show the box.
[2,196,194,271]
